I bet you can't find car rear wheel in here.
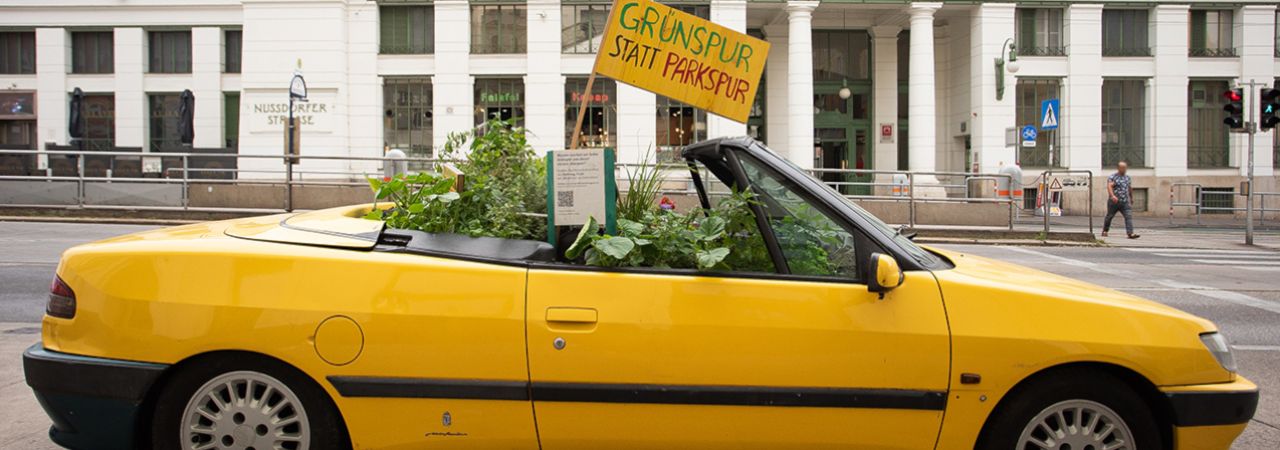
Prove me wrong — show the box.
[980,370,1162,450]
[150,358,347,450]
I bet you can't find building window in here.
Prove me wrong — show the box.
[565,77,616,149]
[897,31,909,170]
[671,4,710,19]
[148,31,192,73]
[82,94,115,151]
[72,32,114,74]
[656,95,706,162]
[471,4,527,54]
[0,32,36,74]
[1187,80,1231,168]
[1190,10,1235,57]
[1015,78,1062,167]
[224,30,242,73]
[1276,12,1280,57]
[746,30,767,143]
[562,3,609,54]
[1101,79,1146,167]
[1016,8,1066,56]
[384,78,433,157]
[380,5,434,54]
[149,93,183,151]
[474,78,524,127]
[1102,9,1150,57]
[812,30,870,81]
[224,92,239,150]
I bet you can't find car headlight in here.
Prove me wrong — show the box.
[1200,332,1237,373]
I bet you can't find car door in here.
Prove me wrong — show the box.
[524,150,951,449]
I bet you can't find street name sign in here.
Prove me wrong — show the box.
[593,0,770,122]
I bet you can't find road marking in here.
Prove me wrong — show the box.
[1190,259,1280,266]
[1233,345,1280,352]
[1002,247,1280,315]
[0,262,57,267]
[1240,267,1280,272]
[1155,253,1280,260]
[1124,248,1279,255]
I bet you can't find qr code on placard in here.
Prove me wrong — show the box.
[556,190,575,208]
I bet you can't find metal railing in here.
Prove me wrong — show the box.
[615,163,1018,229]
[3,149,1016,229]
[0,148,440,213]
[1169,182,1280,225]
[1031,170,1095,236]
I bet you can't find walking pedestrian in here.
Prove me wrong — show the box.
[1102,161,1139,239]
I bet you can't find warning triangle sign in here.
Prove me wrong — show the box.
[1042,104,1058,128]
[1049,178,1063,190]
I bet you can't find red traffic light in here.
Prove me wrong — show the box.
[1224,89,1243,102]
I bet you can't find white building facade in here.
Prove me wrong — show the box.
[3,0,1280,214]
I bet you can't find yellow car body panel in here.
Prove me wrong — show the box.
[30,204,1256,449]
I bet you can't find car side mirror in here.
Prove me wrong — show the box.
[867,252,904,298]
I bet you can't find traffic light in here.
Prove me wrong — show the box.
[1223,88,1245,130]
[1261,84,1280,131]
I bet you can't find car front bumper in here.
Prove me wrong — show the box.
[1163,377,1259,450]
[22,343,168,450]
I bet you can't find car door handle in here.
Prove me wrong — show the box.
[546,307,598,324]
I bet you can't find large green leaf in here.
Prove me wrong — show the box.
[695,216,726,241]
[594,236,636,260]
[564,216,599,260]
[696,247,731,270]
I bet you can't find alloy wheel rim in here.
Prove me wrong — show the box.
[1017,399,1134,450]
[180,370,310,450]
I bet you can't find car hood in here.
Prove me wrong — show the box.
[926,246,1214,328]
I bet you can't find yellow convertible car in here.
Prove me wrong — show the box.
[25,138,1255,450]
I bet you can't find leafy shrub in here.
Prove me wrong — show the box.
[565,190,774,272]
[616,147,666,223]
[366,119,546,240]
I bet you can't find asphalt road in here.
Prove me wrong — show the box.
[0,221,1277,449]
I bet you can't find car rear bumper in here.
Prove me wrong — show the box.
[1162,377,1258,450]
[22,343,168,450]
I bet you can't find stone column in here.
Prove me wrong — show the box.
[432,0,474,150]
[525,0,564,152]
[870,25,900,172]
[35,28,68,155]
[908,2,942,189]
[707,0,748,139]
[1064,4,1102,173]
[113,28,147,151]
[1151,5,1190,178]
[345,0,382,174]
[1238,5,1278,176]
[969,3,1016,174]
[785,0,818,170]
[191,27,225,149]
[763,23,789,154]
[615,84,657,164]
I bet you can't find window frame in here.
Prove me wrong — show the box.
[564,76,617,149]
[471,3,528,54]
[1187,79,1233,168]
[71,31,115,74]
[380,4,435,55]
[224,29,242,73]
[1015,8,1066,56]
[1189,9,1236,57]
[383,77,434,158]
[474,77,525,127]
[1101,78,1147,167]
[655,95,707,162]
[148,92,184,152]
[561,2,611,54]
[0,31,36,74]
[1101,9,1150,57]
[148,30,193,74]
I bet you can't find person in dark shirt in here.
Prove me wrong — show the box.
[1103,161,1139,239]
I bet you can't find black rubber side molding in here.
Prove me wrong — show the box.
[1166,389,1259,426]
[328,376,947,411]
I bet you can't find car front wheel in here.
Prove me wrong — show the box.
[979,369,1162,450]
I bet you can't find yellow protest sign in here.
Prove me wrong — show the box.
[593,0,769,123]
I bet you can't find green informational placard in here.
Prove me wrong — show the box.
[546,147,617,246]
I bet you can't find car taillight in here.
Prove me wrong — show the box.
[47,275,76,319]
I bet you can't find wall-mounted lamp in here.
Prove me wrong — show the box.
[838,79,852,100]
[995,38,1019,101]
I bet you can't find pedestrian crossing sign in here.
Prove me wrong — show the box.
[1041,99,1060,130]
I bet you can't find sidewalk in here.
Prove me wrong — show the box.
[1016,214,1280,251]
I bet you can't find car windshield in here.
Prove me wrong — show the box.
[752,143,946,269]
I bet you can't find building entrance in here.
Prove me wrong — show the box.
[813,82,871,195]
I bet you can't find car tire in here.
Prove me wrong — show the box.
[979,369,1162,450]
[149,356,349,450]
